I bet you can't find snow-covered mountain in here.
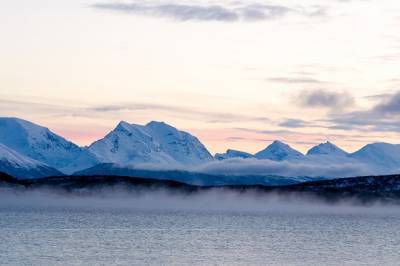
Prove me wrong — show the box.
[350,143,400,174]
[88,121,213,166]
[307,141,348,157]
[255,140,304,161]
[215,149,254,160]
[301,141,363,167]
[3,116,400,181]
[0,117,98,173]
[0,143,62,178]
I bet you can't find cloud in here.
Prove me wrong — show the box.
[327,91,400,132]
[374,92,400,114]
[234,127,380,145]
[297,89,355,109]
[0,97,272,128]
[363,93,392,101]
[196,158,369,178]
[225,136,275,143]
[89,102,271,124]
[89,103,186,113]
[122,156,370,179]
[92,1,323,22]
[267,77,324,84]
[93,2,240,22]
[278,119,311,128]
[372,53,400,62]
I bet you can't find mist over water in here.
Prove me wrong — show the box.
[1,189,400,265]
[1,188,399,215]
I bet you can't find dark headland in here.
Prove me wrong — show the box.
[2,172,400,204]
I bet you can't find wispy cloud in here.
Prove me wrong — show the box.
[0,97,271,126]
[89,103,271,124]
[92,1,325,22]
[267,77,325,84]
[234,127,381,145]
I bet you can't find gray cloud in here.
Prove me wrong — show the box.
[93,2,239,22]
[92,1,323,22]
[278,119,311,128]
[225,136,275,143]
[327,91,400,132]
[297,89,355,108]
[363,93,392,101]
[374,92,400,114]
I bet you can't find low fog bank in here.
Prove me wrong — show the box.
[1,187,399,216]
[194,158,371,178]
[132,157,372,179]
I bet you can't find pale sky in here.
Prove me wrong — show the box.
[1,0,400,154]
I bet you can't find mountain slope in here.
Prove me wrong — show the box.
[307,141,348,156]
[350,143,400,174]
[255,141,304,161]
[0,143,62,178]
[0,117,98,173]
[302,141,357,165]
[215,149,254,160]
[88,121,213,166]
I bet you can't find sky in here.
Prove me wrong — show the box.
[1,0,400,154]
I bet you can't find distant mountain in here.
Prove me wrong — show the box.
[74,163,316,186]
[350,143,400,174]
[4,117,400,181]
[0,117,98,173]
[0,143,62,178]
[88,121,213,166]
[307,141,348,157]
[255,141,304,161]
[215,149,254,160]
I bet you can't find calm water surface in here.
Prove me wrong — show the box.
[0,198,400,265]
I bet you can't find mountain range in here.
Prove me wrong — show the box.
[1,117,400,184]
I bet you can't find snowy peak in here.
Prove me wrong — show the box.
[146,120,174,130]
[88,120,213,166]
[0,117,98,173]
[255,140,303,161]
[307,141,348,156]
[0,143,62,178]
[215,149,254,160]
[144,121,213,163]
[115,120,132,131]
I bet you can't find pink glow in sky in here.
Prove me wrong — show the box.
[1,0,400,154]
